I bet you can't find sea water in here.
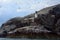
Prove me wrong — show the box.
[0,38,60,40]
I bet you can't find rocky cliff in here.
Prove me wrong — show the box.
[0,4,60,38]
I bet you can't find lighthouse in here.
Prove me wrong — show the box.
[35,11,38,18]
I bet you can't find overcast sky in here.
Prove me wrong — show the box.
[0,0,60,26]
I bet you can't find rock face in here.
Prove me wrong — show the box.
[0,4,60,37]
[8,26,51,34]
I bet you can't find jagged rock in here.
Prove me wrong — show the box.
[0,29,7,37]
[40,4,60,33]
[55,19,60,34]
[39,14,55,31]
[2,25,16,32]
[8,26,51,34]
[1,17,27,32]
[56,19,60,27]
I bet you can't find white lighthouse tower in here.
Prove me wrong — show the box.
[35,11,38,18]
